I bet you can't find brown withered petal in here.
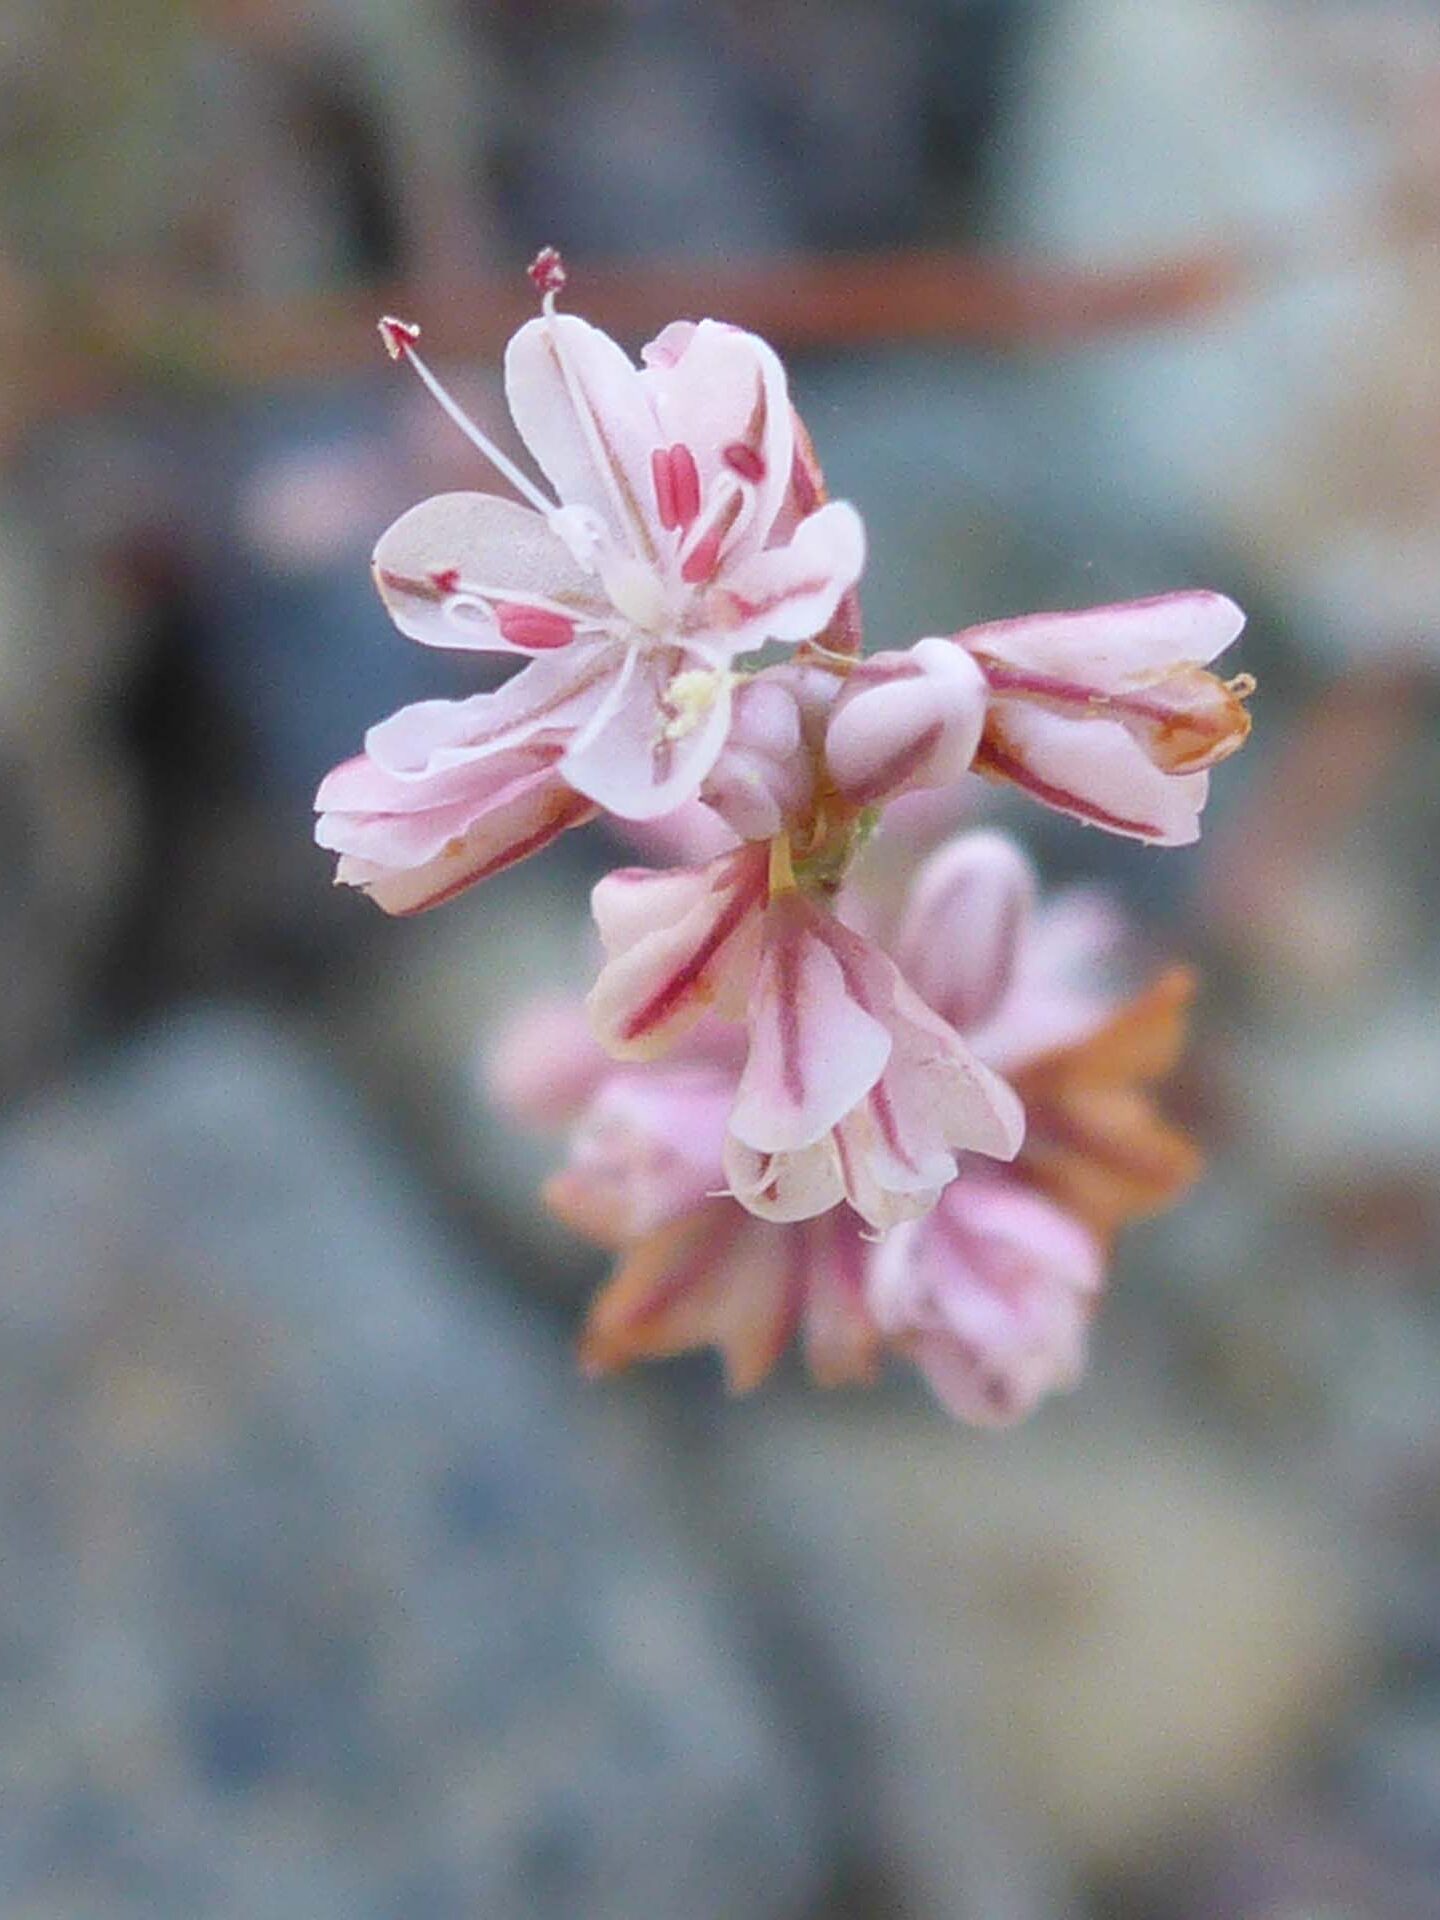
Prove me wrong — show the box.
[579,1203,798,1395]
[1122,664,1254,775]
[1013,968,1203,1243]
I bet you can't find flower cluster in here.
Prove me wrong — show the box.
[316,252,1253,1423]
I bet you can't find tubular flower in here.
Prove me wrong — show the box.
[955,591,1253,844]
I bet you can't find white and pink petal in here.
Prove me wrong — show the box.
[505,313,664,565]
[978,702,1211,846]
[373,491,609,654]
[726,895,892,1156]
[559,649,736,821]
[704,500,866,653]
[586,846,768,1060]
[959,590,1245,687]
[321,756,595,915]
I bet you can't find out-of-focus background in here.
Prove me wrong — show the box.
[2,2,1439,1915]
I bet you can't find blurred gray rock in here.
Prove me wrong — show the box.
[0,1009,825,1920]
[721,1390,1361,1896]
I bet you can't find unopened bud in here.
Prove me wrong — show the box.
[894,831,1035,1033]
[702,675,811,841]
[824,637,986,806]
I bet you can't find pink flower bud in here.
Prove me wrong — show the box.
[824,637,987,806]
[893,831,1036,1033]
[701,675,813,841]
[868,1173,1103,1426]
[544,1067,734,1246]
[958,591,1252,845]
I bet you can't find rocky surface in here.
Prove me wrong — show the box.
[718,1386,1362,1895]
[0,1010,826,1919]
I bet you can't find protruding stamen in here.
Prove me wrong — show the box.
[379,315,422,360]
[494,602,578,651]
[723,442,766,484]
[377,317,556,517]
[528,246,568,300]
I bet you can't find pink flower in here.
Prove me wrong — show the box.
[893,829,1118,1068]
[722,888,1022,1231]
[321,282,863,884]
[867,1172,1103,1426]
[894,829,1202,1247]
[499,999,878,1392]
[587,847,1024,1230]
[585,844,770,1060]
[955,591,1253,844]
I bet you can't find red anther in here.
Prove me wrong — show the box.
[429,567,462,596]
[651,445,702,531]
[680,528,723,585]
[378,315,421,360]
[651,448,678,530]
[669,445,701,527]
[527,247,568,296]
[495,602,577,651]
[722,442,766,484]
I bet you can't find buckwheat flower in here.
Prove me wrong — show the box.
[722,881,1024,1231]
[586,834,1025,1232]
[543,1063,740,1246]
[494,999,878,1392]
[318,263,864,906]
[586,844,770,1061]
[492,827,1203,1415]
[953,591,1254,844]
[867,1171,1103,1426]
